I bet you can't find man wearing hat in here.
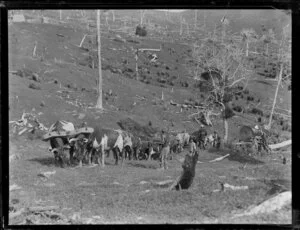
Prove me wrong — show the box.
[198,124,208,149]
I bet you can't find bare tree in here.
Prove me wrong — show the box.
[111,10,115,22]
[140,10,146,25]
[267,24,291,129]
[241,28,258,57]
[180,13,183,36]
[194,10,197,30]
[96,10,103,109]
[59,10,62,21]
[193,24,253,143]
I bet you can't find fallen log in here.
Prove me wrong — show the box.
[28,205,60,212]
[269,140,291,150]
[209,154,230,163]
[152,179,173,186]
[234,191,291,217]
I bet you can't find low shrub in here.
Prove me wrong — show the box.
[251,108,264,116]
[135,25,147,37]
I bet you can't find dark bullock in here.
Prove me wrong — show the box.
[239,125,254,142]
[49,137,70,167]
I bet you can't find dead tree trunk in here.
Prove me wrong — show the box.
[194,10,197,30]
[112,10,115,22]
[223,118,228,143]
[135,49,139,81]
[169,152,198,190]
[180,14,183,36]
[267,63,283,129]
[96,10,103,109]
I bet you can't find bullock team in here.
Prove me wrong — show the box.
[45,121,222,168]
[46,120,270,168]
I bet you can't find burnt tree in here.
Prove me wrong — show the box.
[169,151,199,190]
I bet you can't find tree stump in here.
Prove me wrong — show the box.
[169,152,199,190]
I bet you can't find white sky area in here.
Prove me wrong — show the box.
[156,10,187,13]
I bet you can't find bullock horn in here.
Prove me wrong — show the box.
[69,138,78,143]
[83,138,88,143]
[51,148,58,154]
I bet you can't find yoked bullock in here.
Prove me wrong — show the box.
[70,127,134,166]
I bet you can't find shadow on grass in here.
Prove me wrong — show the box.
[126,161,158,169]
[208,147,264,165]
[28,156,57,167]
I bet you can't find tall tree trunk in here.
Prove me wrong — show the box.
[204,11,206,29]
[140,10,145,25]
[223,118,228,143]
[106,16,110,31]
[246,41,249,57]
[112,10,115,22]
[96,10,103,109]
[194,10,197,30]
[180,14,183,36]
[267,63,283,129]
[59,10,62,21]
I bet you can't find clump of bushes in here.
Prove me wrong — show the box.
[135,25,147,37]
[29,83,41,90]
[223,105,235,119]
[232,105,243,113]
[181,81,189,87]
[250,108,264,116]
[247,96,255,101]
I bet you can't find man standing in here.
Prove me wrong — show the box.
[198,125,207,149]
[212,131,219,148]
[160,139,170,170]
[189,137,197,156]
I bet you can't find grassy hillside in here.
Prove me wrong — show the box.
[8,10,291,225]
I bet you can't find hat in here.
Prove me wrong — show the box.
[254,125,259,130]
[200,124,204,128]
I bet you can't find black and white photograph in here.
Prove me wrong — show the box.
[8,9,291,225]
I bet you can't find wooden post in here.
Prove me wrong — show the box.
[59,10,62,21]
[96,10,103,109]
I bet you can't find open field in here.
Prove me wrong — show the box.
[9,136,291,224]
